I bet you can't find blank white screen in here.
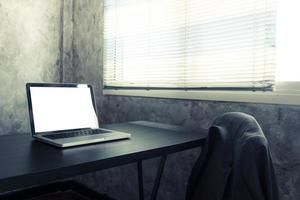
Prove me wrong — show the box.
[30,86,99,133]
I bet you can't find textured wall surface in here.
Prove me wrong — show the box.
[0,0,62,134]
[63,0,104,117]
[0,1,299,200]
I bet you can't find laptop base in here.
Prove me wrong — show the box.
[34,130,131,148]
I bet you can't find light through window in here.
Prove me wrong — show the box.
[276,0,300,82]
[104,0,276,90]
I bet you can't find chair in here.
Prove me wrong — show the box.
[186,112,279,200]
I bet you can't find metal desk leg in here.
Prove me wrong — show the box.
[138,160,144,200]
[150,155,167,200]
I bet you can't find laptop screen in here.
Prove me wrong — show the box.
[29,85,99,133]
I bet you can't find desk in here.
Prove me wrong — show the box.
[0,121,207,200]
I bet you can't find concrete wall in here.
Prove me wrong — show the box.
[0,1,299,200]
[0,0,62,134]
[63,0,104,120]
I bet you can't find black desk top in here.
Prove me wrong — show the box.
[0,121,207,193]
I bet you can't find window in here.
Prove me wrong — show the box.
[103,0,300,105]
[104,0,276,90]
[276,0,300,83]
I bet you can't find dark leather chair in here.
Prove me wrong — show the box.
[186,112,279,200]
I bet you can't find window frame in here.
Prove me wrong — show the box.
[102,0,300,105]
[103,82,300,106]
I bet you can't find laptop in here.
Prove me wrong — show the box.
[26,83,131,148]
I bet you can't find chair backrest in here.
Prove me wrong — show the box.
[186,112,279,200]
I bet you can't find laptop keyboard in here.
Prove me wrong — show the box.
[43,129,111,140]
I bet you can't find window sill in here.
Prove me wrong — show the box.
[103,88,300,106]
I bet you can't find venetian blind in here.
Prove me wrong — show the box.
[103,0,276,90]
